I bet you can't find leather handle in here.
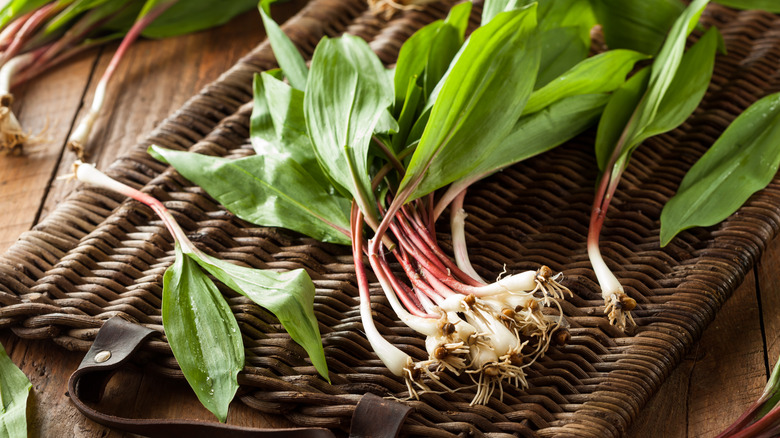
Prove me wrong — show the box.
[67,317,413,438]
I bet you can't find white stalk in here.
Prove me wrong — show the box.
[0,53,34,154]
[74,161,196,254]
[358,293,411,377]
[468,270,538,296]
[587,244,624,300]
[67,80,106,148]
[451,205,486,284]
[0,53,34,95]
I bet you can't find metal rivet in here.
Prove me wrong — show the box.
[94,350,111,363]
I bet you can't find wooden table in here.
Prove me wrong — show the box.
[0,4,778,437]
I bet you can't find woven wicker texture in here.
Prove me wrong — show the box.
[1,1,779,437]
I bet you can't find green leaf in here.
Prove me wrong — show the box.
[149,146,351,245]
[596,0,713,170]
[467,93,609,179]
[399,6,540,201]
[304,34,393,211]
[660,92,780,246]
[714,0,780,12]
[393,21,444,104]
[630,0,710,137]
[188,251,330,382]
[527,48,648,114]
[638,27,722,140]
[259,0,308,90]
[534,27,589,89]
[140,0,257,38]
[594,67,651,170]
[0,341,31,438]
[255,72,331,187]
[162,245,243,422]
[537,0,596,48]
[393,2,470,105]
[590,0,685,55]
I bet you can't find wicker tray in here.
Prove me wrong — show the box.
[1,1,779,437]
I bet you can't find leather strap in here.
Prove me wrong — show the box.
[67,316,412,438]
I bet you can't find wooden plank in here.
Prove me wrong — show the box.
[0,52,97,253]
[627,264,767,437]
[759,236,780,374]
[37,10,267,227]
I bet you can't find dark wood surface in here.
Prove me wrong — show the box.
[0,3,778,437]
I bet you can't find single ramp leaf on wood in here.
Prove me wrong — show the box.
[162,244,244,423]
[660,92,780,246]
[149,146,351,245]
[0,341,31,438]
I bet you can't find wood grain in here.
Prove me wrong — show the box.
[627,236,780,438]
[0,53,97,253]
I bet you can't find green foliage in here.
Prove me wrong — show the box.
[149,146,351,245]
[0,342,31,438]
[595,0,717,171]
[399,6,540,202]
[259,0,308,90]
[189,251,330,381]
[589,0,685,55]
[162,244,244,423]
[660,92,780,246]
[304,34,393,212]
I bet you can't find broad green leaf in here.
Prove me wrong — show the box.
[466,93,609,179]
[596,0,712,170]
[256,72,330,187]
[400,6,540,201]
[250,71,278,153]
[188,252,330,382]
[259,0,308,90]
[374,109,399,136]
[393,2,470,105]
[590,0,685,55]
[714,0,780,12]
[631,0,710,136]
[304,34,393,210]
[636,27,722,141]
[162,245,243,423]
[392,82,424,152]
[149,146,351,245]
[0,342,31,438]
[140,0,257,38]
[534,27,589,89]
[423,23,461,98]
[393,21,445,104]
[660,92,780,246]
[595,67,651,170]
[537,0,596,48]
[527,49,648,113]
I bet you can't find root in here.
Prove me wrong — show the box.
[0,94,26,155]
[533,265,573,303]
[604,292,637,330]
